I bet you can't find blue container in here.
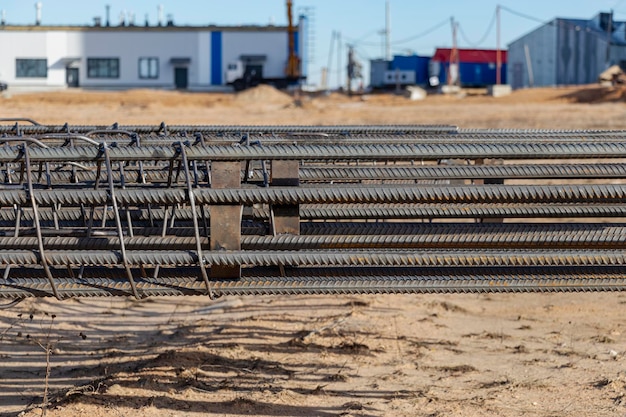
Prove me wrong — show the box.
[391,55,430,85]
[437,62,507,87]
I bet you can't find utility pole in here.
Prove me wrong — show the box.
[347,45,354,96]
[105,4,111,27]
[337,32,342,89]
[326,30,336,90]
[385,0,391,61]
[347,44,363,96]
[448,17,454,86]
[496,5,501,85]
[321,67,328,90]
[35,2,42,26]
[606,9,613,66]
[448,17,459,86]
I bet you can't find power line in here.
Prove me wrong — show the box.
[457,9,497,47]
[499,5,549,25]
[392,18,451,45]
[353,47,373,62]
[351,17,450,47]
[500,4,597,35]
[345,29,380,45]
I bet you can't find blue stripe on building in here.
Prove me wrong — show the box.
[294,31,299,56]
[211,31,222,85]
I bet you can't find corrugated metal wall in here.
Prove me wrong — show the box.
[508,23,558,89]
[508,18,626,89]
[556,21,604,85]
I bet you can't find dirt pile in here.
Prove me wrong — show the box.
[233,84,294,107]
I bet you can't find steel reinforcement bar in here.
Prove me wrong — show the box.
[0,184,621,207]
[0,142,626,162]
[2,204,626,224]
[4,120,626,138]
[0,249,625,271]
[0,223,624,250]
[2,274,626,299]
[0,123,624,299]
[6,132,626,146]
[11,163,626,186]
[0,122,459,136]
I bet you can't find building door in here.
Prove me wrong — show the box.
[66,68,79,88]
[174,67,188,89]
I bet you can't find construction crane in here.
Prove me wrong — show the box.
[285,0,301,79]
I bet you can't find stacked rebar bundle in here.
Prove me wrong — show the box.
[1,118,625,299]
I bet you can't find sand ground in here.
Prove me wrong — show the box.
[1,85,626,417]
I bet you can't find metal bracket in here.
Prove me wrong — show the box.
[270,160,300,236]
[210,161,242,279]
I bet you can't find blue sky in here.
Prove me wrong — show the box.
[1,0,625,86]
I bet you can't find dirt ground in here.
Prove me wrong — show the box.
[2,84,626,129]
[1,85,626,417]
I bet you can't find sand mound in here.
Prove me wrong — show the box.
[234,84,294,106]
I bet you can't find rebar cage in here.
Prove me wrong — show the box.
[1,119,626,299]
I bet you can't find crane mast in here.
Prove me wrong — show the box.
[286,0,301,78]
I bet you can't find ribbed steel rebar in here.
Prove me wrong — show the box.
[459,128,626,135]
[239,228,626,250]
[20,162,626,186]
[79,133,626,145]
[0,184,620,207]
[5,124,626,141]
[0,249,625,267]
[32,163,626,184]
[190,184,626,205]
[0,184,619,207]
[298,164,626,181]
[0,124,460,136]
[1,142,626,163]
[2,274,626,299]
[1,223,626,250]
[0,123,626,299]
[299,222,626,237]
[298,203,626,219]
[4,202,625,225]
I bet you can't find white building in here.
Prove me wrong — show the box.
[0,20,305,91]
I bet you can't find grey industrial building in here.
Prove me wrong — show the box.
[507,12,626,89]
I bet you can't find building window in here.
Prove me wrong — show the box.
[139,57,159,79]
[16,59,47,78]
[87,58,120,78]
